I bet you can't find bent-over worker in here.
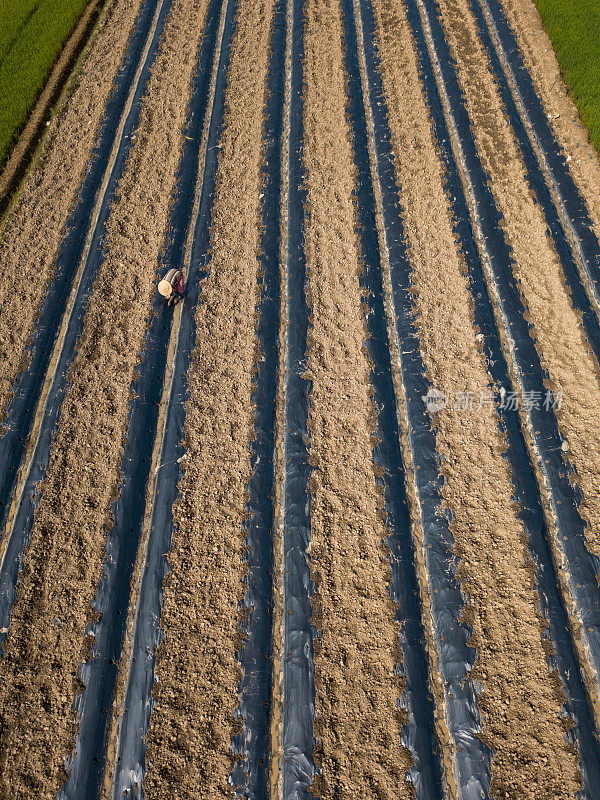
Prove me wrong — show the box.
[158,268,185,306]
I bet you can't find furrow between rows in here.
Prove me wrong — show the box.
[339,0,444,794]
[274,0,316,791]
[109,0,277,793]
[229,0,285,793]
[301,0,420,792]
[108,0,236,790]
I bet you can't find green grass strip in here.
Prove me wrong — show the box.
[533,0,600,152]
[0,0,90,163]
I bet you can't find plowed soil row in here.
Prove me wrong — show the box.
[141,0,275,793]
[370,0,582,795]
[0,0,210,794]
[302,0,413,795]
[0,0,144,421]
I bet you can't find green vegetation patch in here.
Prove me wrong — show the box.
[0,0,90,163]
[533,0,600,152]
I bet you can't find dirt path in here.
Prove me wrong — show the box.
[141,0,275,793]
[369,0,582,795]
[0,0,144,422]
[0,0,210,794]
[302,0,413,795]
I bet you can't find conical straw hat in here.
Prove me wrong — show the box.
[158,279,172,298]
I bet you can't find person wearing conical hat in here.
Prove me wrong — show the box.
[158,268,185,306]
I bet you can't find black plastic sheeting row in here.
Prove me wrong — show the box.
[404,0,600,792]
[0,0,172,642]
[354,0,494,795]
[107,0,239,794]
[340,0,444,797]
[56,0,227,795]
[228,0,286,796]
[469,0,600,382]
[278,0,317,795]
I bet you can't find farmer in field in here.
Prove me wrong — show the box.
[158,268,185,306]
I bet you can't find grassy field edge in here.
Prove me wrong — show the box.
[532,0,600,152]
[0,0,90,160]
[0,0,107,216]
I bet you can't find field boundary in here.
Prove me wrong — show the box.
[473,0,600,361]
[531,0,600,153]
[0,0,107,218]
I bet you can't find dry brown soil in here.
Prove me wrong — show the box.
[303,0,413,795]
[370,0,582,795]
[0,0,599,794]
[0,0,104,211]
[142,0,275,793]
[0,0,210,794]
[483,0,600,563]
